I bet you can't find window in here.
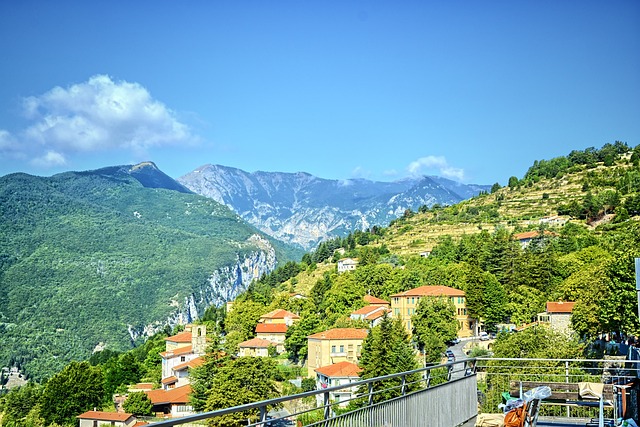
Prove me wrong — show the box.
[339,345,344,353]
[180,356,186,362]
[331,345,336,353]
[411,297,415,304]
[394,308,400,315]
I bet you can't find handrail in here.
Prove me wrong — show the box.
[147,358,476,427]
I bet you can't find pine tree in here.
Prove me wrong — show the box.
[357,315,419,404]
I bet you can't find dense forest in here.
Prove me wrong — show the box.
[0,165,299,381]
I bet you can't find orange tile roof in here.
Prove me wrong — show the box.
[546,301,575,313]
[363,295,389,305]
[77,411,134,422]
[161,376,178,385]
[307,328,368,340]
[173,356,205,371]
[160,345,193,358]
[365,309,389,321]
[260,309,300,320]
[513,230,558,240]
[351,305,383,316]
[164,330,192,343]
[133,422,149,427]
[146,385,191,405]
[315,361,362,378]
[239,337,276,348]
[256,323,288,334]
[130,382,154,390]
[390,285,464,298]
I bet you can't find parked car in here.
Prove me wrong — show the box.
[445,349,455,361]
[479,332,490,341]
[445,337,460,346]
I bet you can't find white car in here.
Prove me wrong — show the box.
[479,332,490,341]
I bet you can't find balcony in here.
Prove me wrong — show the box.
[146,357,639,427]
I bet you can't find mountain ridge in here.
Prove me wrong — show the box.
[0,162,299,380]
[178,164,490,249]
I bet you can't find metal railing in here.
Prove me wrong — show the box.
[148,359,478,427]
[475,357,640,420]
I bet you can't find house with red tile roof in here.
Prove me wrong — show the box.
[513,230,558,248]
[160,325,207,395]
[538,301,576,334]
[307,328,368,377]
[255,323,288,353]
[314,361,362,407]
[259,309,300,326]
[350,305,389,327]
[146,385,193,418]
[77,411,136,427]
[390,286,475,338]
[238,337,277,357]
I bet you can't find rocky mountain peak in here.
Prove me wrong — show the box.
[178,165,490,249]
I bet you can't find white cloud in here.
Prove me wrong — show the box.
[31,150,67,167]
[407,155,465,181]
[3,75,196,169]
[350,166,370,179]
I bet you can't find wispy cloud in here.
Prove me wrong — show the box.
[407,155,465,181]
[350,166,370,179]
[1,75,197,168]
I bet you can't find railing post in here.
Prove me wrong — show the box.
[425,369,431,388]
[368,382,374,406]
[401,374,407,395]
[447,364,453,381]
[259,405,267,426]
[565,360,570,417]
[323,391,330,420]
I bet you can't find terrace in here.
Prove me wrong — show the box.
[147,357,639,427]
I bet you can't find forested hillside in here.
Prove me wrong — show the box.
[222,142,640,363]
[0,163,299,380]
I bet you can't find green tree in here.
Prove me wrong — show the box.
[204,357,278,427]
[492,325,582,359]
[122,391,153,416]
[357,315,419,403]
[285,313,321,363]
[223,300,265,354]
[490,183,502,194]
[189,336,229,412]
[0,382,43,427]
[412,297,459,362]
[39,361,104,426]
[103,352,143,398]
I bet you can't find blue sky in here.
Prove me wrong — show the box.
[0,1,638,185]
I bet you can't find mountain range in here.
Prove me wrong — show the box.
[178,164,490,249]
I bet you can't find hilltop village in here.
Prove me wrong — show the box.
[1,142,640,426]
